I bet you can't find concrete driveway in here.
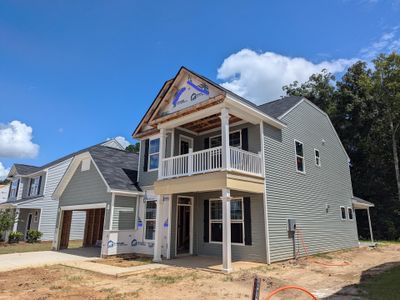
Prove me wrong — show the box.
[0,248,100,272]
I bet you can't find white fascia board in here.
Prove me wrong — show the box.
[60,203,107,211]
[109,189,144,196]
[225,95,286,129]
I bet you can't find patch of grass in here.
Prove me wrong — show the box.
[146,273,185,284]
[359,266,400,300]
[0,240,83,255]
[223,274,234,282]
[123,288,143,298]
[66,275,83,282]
[312,252,333,260]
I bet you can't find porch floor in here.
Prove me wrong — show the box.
[161,255,266,273]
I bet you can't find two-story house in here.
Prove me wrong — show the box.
[0,139,126,241]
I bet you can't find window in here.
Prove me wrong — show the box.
[209,131,242,148]
[29,176,41,196]
[209,198,244,244]
[295,140,305,173]
[348,207,353,220]
[34,211,39,223]
[148,138,160,171]
[9,180,19,198]
[144,200,157,240]
[340,206,346,220]
[315,149,321,167]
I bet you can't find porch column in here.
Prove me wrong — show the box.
[158,128,166,179]
[153,195,163,262]
[221,108,231,171]
[221,188,232,273]
[12,208,19,232]
[367,208,374,243]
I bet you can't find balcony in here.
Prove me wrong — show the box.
[160,146,263,179]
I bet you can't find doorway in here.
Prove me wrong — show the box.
[179,135,193,155]
[176,196,193,256]
[25,213,33,239]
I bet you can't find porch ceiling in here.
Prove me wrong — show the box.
[180,113,242,133]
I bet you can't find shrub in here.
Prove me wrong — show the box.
[26,229,42,243]
[0,209,17,237]
[8,231,24,243]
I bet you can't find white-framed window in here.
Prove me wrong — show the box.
[294,140,305,173]
[144,200,157,240]
[347,207,354,220]
[9,179,19,198]
[29,176,41,196]
[209,198,244,245]
[209,130,242,149]
[33,211,39,223]
[340,206,347,220]
[148,138,160,171]
[314,149,321,167]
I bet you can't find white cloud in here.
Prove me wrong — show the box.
[0,120,39,158]
[115,136,130,148]
[217,49,356,104]
[0,162,10,180]
[360,26,400,59]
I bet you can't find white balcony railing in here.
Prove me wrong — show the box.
[160,146,263,179]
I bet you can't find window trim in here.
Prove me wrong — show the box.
[9,179,19,198]
[148,137,160,172]
[294,139,306,174]
[29,176,41,196]
[209,130,242,149]
[347,207,354,221]
[314,148,321,167]
[208,197,245,246]
[340,206,347,220]
[144,200,157,242]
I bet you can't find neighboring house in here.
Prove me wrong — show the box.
[52,145,141,256]
[0,183,10,204]
[0,139,126,241]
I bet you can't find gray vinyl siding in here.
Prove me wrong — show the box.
[138,139,159,187]
[60,161,112,230]
[16,208,40,237]
[263,101,358,262]
[112,195,137,230]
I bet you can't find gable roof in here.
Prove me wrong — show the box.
[257,96,304,118]
[88,145,141,192]
[13,164,41,176]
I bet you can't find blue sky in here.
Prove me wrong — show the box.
[0,0,399,177]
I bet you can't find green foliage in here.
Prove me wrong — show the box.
[8,231,24,243]
[125,142,140,154]
[0,209,16,236]
[283,52,400,241]
[26,229,43,243]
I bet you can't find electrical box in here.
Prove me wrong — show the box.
[288,219,297,232]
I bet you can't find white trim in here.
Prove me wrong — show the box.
[109,193,115,230]
[294,139,306,174]
[210,129,242,149]
[175,196,194,256]
[179,135,194,155]
[148,136,161,172]
[108,189,143,196]
[60,203,107,211]
[208,197,245,246]
[340,206,347,220]
[171,128,175,157]
[37,208,43,231]
[167,195,172,259]
[314,148,321,167]
[144,199,157,242]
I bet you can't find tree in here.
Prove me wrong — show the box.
[125,142,140,154]
[0,209,16,237]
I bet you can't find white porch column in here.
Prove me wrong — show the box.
[367,208,374,243]
[158,128,166,180]
[221,188,232,273]
[221,108,231,171]
[153,195,163,262]
[166,195,173,259]
[12,208,19,232]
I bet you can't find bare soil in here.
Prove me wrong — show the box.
[92,254,152,268]
[0,243,399,300]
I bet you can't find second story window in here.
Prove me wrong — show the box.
[315,149,321,167]
[29,176,41,196]
[295,140,305,173]
[148,138,160,171]
[9,179,19,198]
[209,131,242,149]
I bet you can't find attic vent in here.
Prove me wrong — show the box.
[81,159,91,172]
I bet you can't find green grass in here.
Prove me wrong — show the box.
[146,274,185,284]
[0,240,83,255]
[359,266,400,300]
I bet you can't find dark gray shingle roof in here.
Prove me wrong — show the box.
[88,146,141,192]
[257,96,304,118]
[13,164,41,175]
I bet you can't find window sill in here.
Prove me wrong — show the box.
[208,241,246,246]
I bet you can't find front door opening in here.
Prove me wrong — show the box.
[179,136,193,155]
[177,197,192,255]
[25,213,33,239]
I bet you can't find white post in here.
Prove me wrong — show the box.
[166,195,172,259]
[188,148,193,176]
[158,128,166,179]
[12,208,19,232]
[153,195,163,262]
[221,188,232,273]
[367,208,374,244]
[221,108,231,171]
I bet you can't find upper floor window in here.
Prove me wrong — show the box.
[314,149,321,167]
[29,176,41,196]
[210,130,242,149]
[148,138,160,171]
[9,179,19,198]
[295,140,305,173]
[340,206,347,220]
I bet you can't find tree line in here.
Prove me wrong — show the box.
[283,52,400,241]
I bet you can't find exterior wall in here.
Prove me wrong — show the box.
[169,191,266,262]
[16,208,40,237]
[0,184,9,203]
[112,195,137,230]
[263,101,359,262]
[138,139,159,187]
[21,173,46,199]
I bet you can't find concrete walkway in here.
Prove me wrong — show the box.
[62,261,168,277]
[0,248,100,272]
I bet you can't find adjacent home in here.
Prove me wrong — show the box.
[0,139,126,242]
[0,183,9,204]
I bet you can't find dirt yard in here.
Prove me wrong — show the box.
[0,243,399,299]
